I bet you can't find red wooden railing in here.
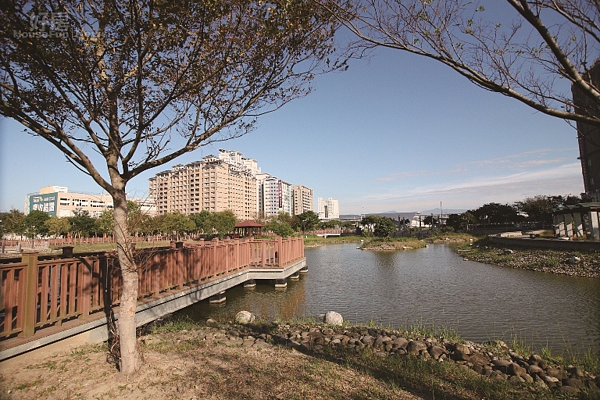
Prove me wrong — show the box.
[0,236,304,341]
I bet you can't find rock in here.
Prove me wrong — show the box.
[324,311,343,326]
[392,337,409,350]
[504,249,514,254]
[507,363,527,377]
[563,377,584,389]
[522,374,534,383]
[407,340,428,355]
[546,367,567,380]
[374,335,388,349]
[428,345,447,360]
[469,353,490,367]
[235,311,255,325]
[527,364,545,377]
[570,256,581,264]
[206,318,218,326]
[486,340,508,350]
[361,335,375,346]
[568,366,585,378]
[451,344,471,361]
[559,385,580,394]
[543,375,560,388]
[492,359,511,372]
[534,379,549,390]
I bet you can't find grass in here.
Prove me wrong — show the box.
[360,237,428,250]
[5,318,599,400]
[302,234,363,247]
[425,232,480,243]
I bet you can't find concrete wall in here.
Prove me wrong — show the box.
[489,236,600,252]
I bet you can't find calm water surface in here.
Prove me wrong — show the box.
[178,243,600,356]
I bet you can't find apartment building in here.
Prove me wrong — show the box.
[573,61,600,200]
[292,185,314,215]
[149,155,258,220]
[24,186,113,218]
[259,175,293,217]
[317,197,339,220]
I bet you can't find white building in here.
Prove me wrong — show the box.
[25,186,113,218]
[317,197,339,220]
[260,175,293,217]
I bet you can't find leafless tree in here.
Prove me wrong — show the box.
[329,0,600,127]
[0,0,347,375]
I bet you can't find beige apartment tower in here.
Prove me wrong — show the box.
[292,185,314,215]
[149,155,258,220]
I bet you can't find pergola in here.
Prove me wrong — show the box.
[234,220,264,237]
[553,202,600,240]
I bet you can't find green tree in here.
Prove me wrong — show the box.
[515,195,555,225]
[126,201,145,236]
[96,210,115,237]
[24,210,50,238]
[160,211,196,240]
[267,219,295,237]
[358,215,380,236]
[472,203,519,225]
[211,211,237,239]
[190,210,212,236]
[423,215,438,227]
[44,216,71,237]
[159,212,195,241]
[295,211,320,232]
[68,210,97,238]
[373,217,396,238]
[0,209,26,238]
[1,0,346,375]
[446,212,476,231]
[334,0,600,127]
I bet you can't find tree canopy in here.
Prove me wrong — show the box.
[333,0,600,128]
[0,0,347,375]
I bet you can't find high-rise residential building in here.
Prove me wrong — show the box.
[24,186,113,218]
[149,154,258,220]
[260,175,293,217]
[292,185,314,215]
[573,61,600,200]
[218,149,261,177]
[317,197,339,220]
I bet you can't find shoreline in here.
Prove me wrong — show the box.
[456,240,600,279]
[1,317,598,399]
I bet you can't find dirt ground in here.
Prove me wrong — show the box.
[0,326,423,400]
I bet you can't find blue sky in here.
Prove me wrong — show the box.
[0,43,583,215]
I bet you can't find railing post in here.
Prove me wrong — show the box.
[277,236,283,266]
[62,246,74,258]
[20,251,39,338]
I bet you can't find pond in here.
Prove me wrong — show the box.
[177,243,600,356]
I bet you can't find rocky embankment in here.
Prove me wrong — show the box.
[460,245,600,278]
[153,311,600,397]
[360,240,427,251]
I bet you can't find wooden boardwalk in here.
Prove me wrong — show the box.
[0,237,305,360]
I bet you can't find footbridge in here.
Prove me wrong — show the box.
[0,237,306,361]
[313,229,343,238]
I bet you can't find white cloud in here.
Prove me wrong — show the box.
[342,162,583,214]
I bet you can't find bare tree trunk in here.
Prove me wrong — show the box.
[112,187,141,375]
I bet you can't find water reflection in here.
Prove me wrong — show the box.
[176,243,600,356]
